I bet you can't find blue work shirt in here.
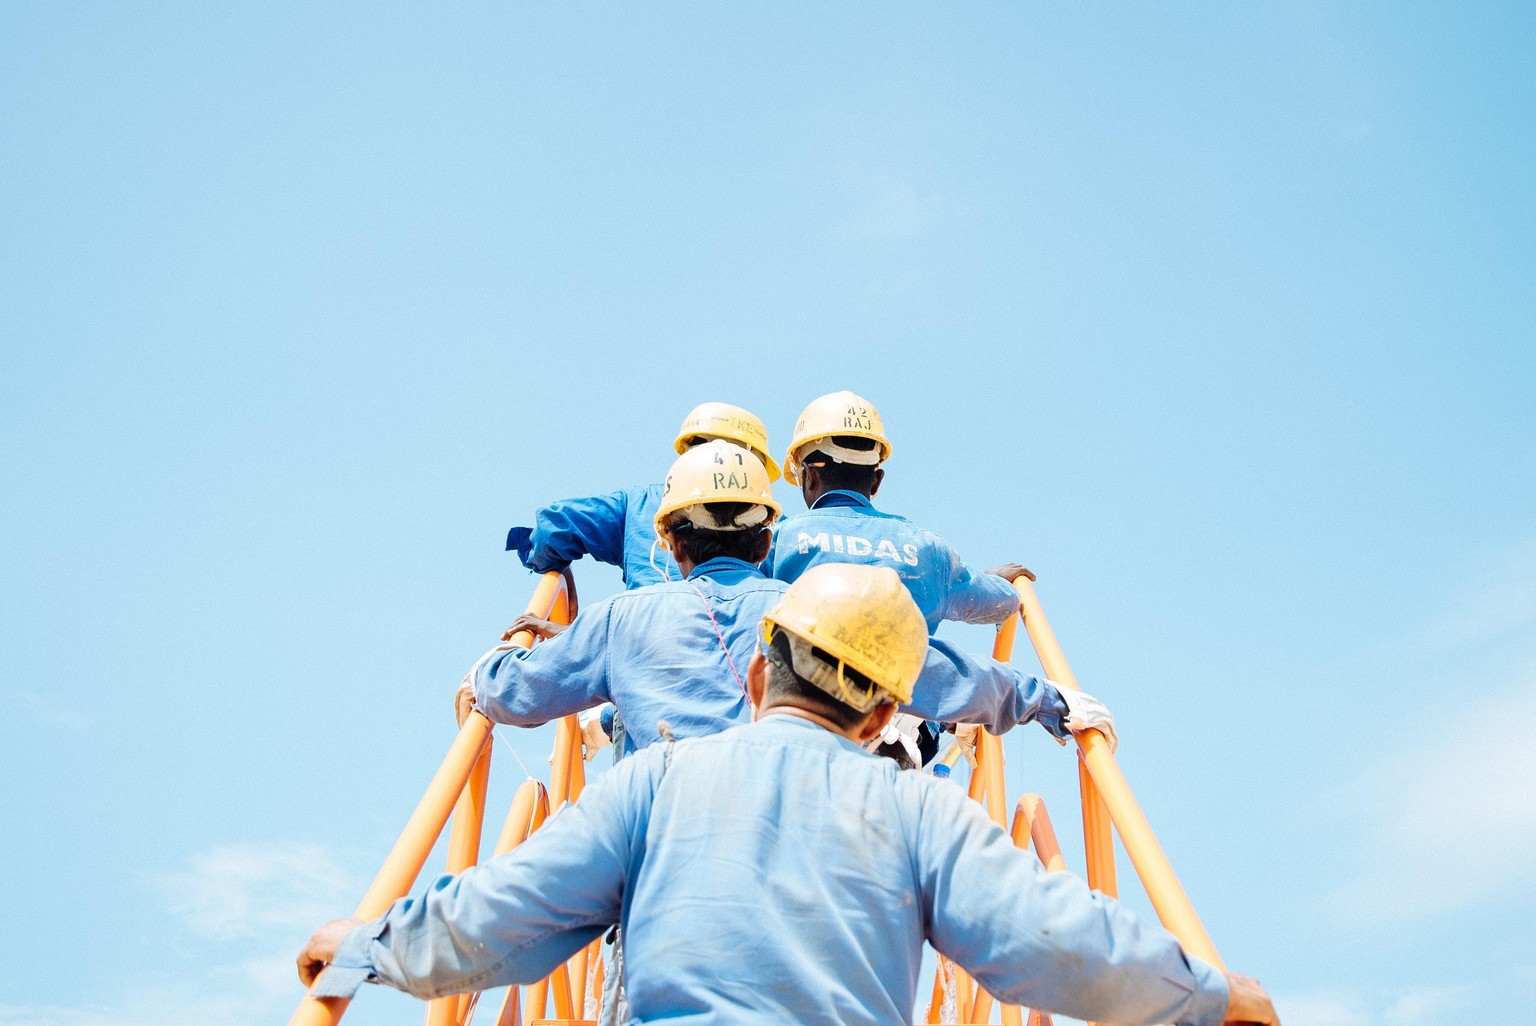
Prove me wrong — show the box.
[506,483,679,589]
[768,491,1020,633]
[315,716,1229,1026]
[471,559,1072,755]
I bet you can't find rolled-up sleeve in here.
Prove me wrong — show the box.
[314,751,666,1000]
[904,640,1070,738]
[473,602,615,726]
[939,547,1022,626]
[509,491,630,573]
[910,782,1229,1026]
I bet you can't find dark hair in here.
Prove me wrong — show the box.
[668,502,770,565]
[761,629,872,731]
[802,435,881,494]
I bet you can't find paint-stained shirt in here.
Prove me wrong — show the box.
[767,491,1019,633]
[470,558,1072,755]
[506,483,679,589]
[313,717,1229,1026]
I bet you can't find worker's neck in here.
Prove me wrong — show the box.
[805,484,873,507]
[755,703,867,743]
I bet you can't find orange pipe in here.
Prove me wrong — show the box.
[526,977,548,1022]
[549,715,580,808]
[427,745,494,1026]
[1013,794,1067,874]
[1012,577,1224,970]
[1078,757,1118,897]
[955,963,975,1023]
[494,779,550,856]
[982,730,1008,828]
[289,572,568,1026]
[973,985,995,1023]
[1010,578,1117,898]
[493,986,520,1026]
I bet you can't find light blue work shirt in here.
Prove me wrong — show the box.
[315,716,1229,1026]
[472,559,1072,755]
[506,483,679,589]
[767,491,1020,633]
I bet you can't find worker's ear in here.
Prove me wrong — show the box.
[800,463,820,502]
[855,701,898,744]
[746,650,768,718]
[752,527,773,564]
[868,467,885,497]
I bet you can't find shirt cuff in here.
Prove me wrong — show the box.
[1180,955,1231,1026]
[1035,679,1073,740]
[310,917,388,1000]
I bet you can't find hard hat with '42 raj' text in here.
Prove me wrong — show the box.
[783,390,892,485]
[760,563,929,710]
[674,402,782,482]
[653,440,782,546]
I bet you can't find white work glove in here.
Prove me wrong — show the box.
[579,704,614,762]
[1056,684,1118,753]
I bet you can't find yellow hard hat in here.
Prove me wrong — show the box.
[653,440,782,546]
[760,563,928,710]
[674,402,782,482]
[783,391,892,486]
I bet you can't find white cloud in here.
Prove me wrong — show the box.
[1326,666,1536,921]
[157,842,361,941]
[1,843,369,1026]
[1328,534,1536,923]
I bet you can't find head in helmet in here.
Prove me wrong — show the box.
[654,440,782,574]
[748,563,929,745]
[783,391,891,505]
[675,402,781,482]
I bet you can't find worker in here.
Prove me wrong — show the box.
[504,401,781,590]
[299,564,1278,1026]
[457,443,1118,758]
[770,390,1028,634]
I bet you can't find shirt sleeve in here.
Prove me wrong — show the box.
[937,543,1022,626]
[908,779,1230,1026]
[904,639,1071,739]
[312,750,666,1001]
[507,490,631,572]
[473,602,615,726]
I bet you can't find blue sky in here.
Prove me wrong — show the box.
[3,3,1533,1024]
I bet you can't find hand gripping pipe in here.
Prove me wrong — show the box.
[1012,577,1224,970]
[428,584,572,1026]
[287,571,572,1026]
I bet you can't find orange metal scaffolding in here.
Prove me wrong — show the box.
[291,571,1225,1026]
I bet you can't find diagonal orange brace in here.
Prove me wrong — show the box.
[289,571,570,1026]
[1012,577,1224,970]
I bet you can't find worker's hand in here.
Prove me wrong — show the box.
[455,677,477,727]
[502,614,567,642]
[986,563,1036,583]
[297,917,364,988]
[579,705,613,761]
[1222,971,1280,1024]
[1058,686,1118,753]
[947,722,981,764]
